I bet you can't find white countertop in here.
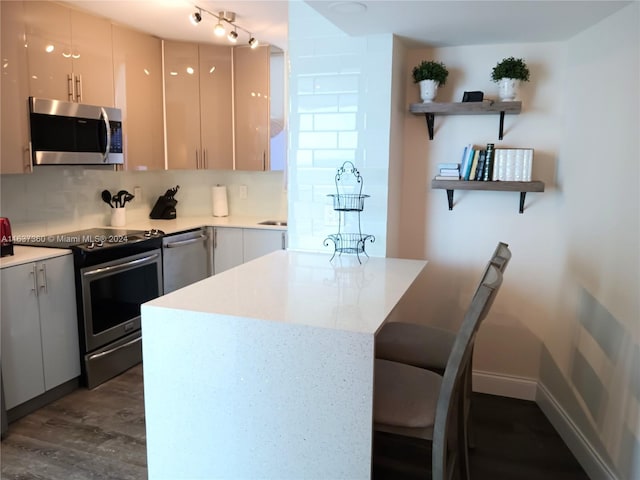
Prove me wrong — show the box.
[2,215,286,268]
[146,249,427,334]
[0,246,71,269]
[142,249,427,479]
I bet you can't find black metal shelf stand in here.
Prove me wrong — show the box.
[324,161,375,263]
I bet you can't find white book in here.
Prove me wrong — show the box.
[494,149,504,181]
[514,149,525,181]
[505,149,516,181]
[523,149,533,181]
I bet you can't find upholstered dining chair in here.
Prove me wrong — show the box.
[375,242,511,373]
[375,242,510,454]
[373,264,504,480]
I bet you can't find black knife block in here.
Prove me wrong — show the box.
[149,196,177,219]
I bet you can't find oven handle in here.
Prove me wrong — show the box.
[164,234,207,248]
[87,335,142,360]
[83,252,160,278]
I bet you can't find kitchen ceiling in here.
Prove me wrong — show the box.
[65,0,632,50]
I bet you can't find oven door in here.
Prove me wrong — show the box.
[80,248,162,353]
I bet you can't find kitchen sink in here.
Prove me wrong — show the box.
[258,220,287,226]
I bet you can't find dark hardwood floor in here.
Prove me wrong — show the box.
[1,365,588,480]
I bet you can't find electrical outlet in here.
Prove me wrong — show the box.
[239,185,248,199]
[133,186,142,202]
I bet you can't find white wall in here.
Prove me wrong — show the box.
[539,4,640,479]
[286,1,394,256]
[0,168,286,233]
[397,40,566,384]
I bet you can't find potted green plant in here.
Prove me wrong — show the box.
[412,60,449,103]
[491,57,530,101]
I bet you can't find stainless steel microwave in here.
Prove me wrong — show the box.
[28,97,124,166]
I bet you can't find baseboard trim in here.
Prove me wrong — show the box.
[472,370,537,400]
[536,382,619,480]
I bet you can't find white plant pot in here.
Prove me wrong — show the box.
[498,78,518,101]
[419,79,439,103]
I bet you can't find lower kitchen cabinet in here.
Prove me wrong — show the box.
[0,255,80,410]
[243,229,288,264]
[213,227,287,275]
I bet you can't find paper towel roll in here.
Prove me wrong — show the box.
[211,185,229,217]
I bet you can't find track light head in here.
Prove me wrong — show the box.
[189,9,202,25]
[248,36,258,49]
[213,21,225,36]
[228,30,238,43]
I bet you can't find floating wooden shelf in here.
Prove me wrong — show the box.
[410,101,522,140]
[431,179,545,214]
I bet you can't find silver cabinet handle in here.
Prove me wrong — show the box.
[67,73,74,101]
[39,263,48,294]
[30,264,38,297]
[214,228,218,249]
[281,232,286,250]
[75,74,82,102]
[164,235,207,248]
[195,149,200,169]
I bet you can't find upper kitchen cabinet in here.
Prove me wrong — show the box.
[164,41,233,170]
[112,25,165,171]
[24,1,114,106]
[1,0,31,174]
[233,45,271,171]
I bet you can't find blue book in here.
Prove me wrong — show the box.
[459,145,470,180]
[462,145,475,180]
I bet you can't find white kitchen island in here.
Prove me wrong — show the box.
[141,250,427,480]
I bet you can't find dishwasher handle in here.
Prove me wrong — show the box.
[164,234,207,249]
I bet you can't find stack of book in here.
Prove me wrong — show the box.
[441,144,534,182]
[434,162,460,180]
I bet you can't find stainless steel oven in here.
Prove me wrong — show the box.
[16,228,163,389]
[80,248,162,387]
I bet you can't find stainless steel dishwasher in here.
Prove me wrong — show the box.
[162,227,213,294]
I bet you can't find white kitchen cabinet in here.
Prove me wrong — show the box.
[0,0,31,174]
[164,41,233,170]
[213,227,287,275]
[243,229,287,264]
[1,255,80,409]
[24,1,114,106]
[213,227,244,275]
[112,24,165,171]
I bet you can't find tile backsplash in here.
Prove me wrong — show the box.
[0,166,286,232]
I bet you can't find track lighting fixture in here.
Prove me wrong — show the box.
[189,5,259,47]
[189,8,202,25]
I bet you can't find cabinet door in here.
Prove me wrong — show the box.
[69,9,114,106]
[1,0,31,174]
[0,263,45,409]
[243,229,287,264]
[199,45,233,170]
[164,41,202,170]
[25,1,74,101]
[233,45,270,171]
[37,256,80,391]
[213,227,244,274]
[113,24,165,171]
